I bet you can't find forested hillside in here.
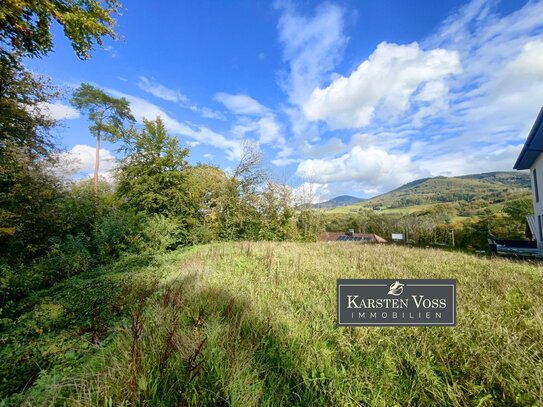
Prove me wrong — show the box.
[313,195,365,208]
[325,171,530,213]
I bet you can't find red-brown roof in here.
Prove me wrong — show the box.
[320,232,387,243]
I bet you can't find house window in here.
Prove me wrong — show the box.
[538,215,543,242]
[534,169,539,203]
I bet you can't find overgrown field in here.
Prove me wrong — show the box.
[2,243,543,406]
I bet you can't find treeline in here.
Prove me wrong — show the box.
[0,2,323,309]
[0,0,534,312]
[323,199,532,249]
[1,107,323,307]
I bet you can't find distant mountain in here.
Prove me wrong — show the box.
[457,171,531,188]
[323,171,531,212]
[364,171,530,209]
[314,195,365,209]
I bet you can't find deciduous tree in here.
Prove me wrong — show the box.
[0,0,122,60]
[116,116,190,217]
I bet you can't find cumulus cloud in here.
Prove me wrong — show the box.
[40,102,80,120]
[277,0,543,196]
[292,181,331,204]
[296,145,428,192]
[272,0,348,158]
[54,144,117,180]
[257,116,282,144]
[216,92,285,146]
[303,42,461,129]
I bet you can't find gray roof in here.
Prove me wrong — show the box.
[514,107,543,170]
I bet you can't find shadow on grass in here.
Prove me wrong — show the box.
[0,252,157,398]
[119,277,337,406]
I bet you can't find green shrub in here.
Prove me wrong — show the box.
[34,234,94,286]
[141,214,184,252]
[1,234,95,308]
[186,222,215,245]
[0,262,30,308]
[93,210,141,261]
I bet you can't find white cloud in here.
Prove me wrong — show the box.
[203,153,213,159]
[214,93,268,115]
[280,0,543,198]
[257,116,282,144]
[138,76,189,104]
[273,0,348,155]
[215,92,285,146]
[275,2,348,106]
[423,0,543,144]
[107,89,242,160]
[415,144,524,177]
[292,181,331,204]
[296,145,428,193]
[457,39,543,140]
[271,145,298,166]
[40,102,80,120]
[303,42,461,129]
[199,106,225,120]
[53,144,117,180]
[138,76,225,120]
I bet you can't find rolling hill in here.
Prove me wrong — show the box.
[313,195,365,208]
[324,171,531,214]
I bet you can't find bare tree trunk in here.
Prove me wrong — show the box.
[94,132,100,194]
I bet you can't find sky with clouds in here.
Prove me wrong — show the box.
[29,0,543,200]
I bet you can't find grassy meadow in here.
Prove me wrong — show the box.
[2,242,543,406]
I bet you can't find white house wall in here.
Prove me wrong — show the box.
[531,154,543,256]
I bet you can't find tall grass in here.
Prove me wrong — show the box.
[20,243,543,406]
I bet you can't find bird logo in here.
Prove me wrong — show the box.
[387,281,404,296]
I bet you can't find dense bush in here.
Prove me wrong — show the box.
[92,210,142,261]
[1,234,94,307]
[36,234,94,285]
[141,214,184,251]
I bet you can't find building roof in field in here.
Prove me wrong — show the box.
[320,232,387,243]
[514,107,543,170]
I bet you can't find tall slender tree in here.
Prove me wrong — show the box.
[71,84,134,192]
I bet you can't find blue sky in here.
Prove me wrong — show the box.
[30,0,543,200]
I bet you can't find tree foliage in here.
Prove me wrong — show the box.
[116,116,190,217]
[0,0,122,60]
[0,55,63,262]
[0,56,58,157]
[71,83,134,143]
[0,144,65,263]
[71,83,134,190]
